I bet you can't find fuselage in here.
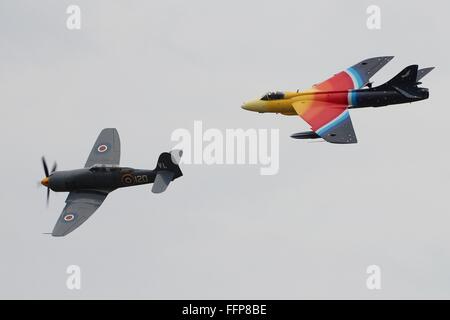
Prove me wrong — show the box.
[43,166,157,192]
[242,86,429,114]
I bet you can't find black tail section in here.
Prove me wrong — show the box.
[152,150,183,194]
[358,64,432,108]
[374,65,428,99]
[155,150,183,180]
[382,65,418,87]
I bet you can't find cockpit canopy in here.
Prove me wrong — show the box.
[261,91,285,101]
[89,164,120,172]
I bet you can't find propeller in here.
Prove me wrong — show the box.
[41,156,57,206]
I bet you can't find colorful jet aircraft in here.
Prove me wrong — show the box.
[242,57,433,143]
[40,128,183,237]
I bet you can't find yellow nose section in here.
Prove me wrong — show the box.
[241,100,266,112]
[41,177,49,187]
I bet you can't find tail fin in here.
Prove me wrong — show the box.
[383,65,418,87]
[416,67,434,82]
[152,150,183,194]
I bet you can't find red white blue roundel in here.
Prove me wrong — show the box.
[64,214,75,222]
[97,144,108,153]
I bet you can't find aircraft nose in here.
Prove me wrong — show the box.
[241,101,258,111]
[41,177,49,187]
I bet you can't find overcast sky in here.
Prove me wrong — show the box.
[0,0,449,299]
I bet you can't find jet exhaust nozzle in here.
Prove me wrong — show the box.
[290,131,320,140]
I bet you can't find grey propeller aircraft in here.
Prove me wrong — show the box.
[40,128,183,237]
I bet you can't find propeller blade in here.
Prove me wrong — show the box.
[42,156,49,177]
[51,162,57,173]
[46,187,50,206]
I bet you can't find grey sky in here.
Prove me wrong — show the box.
[0,0,449,299]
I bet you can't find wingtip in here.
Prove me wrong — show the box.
[43,232,67,237]
[381,56,395,63]
[50,232,66,237]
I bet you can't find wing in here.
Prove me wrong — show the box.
[52,190,109,237]
[313,56,394,91]
[292,101,357,144]
[84,128,121,168]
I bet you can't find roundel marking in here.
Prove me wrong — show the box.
[121,173,134,185]
[97,144,108,153]
[64,214,75,222]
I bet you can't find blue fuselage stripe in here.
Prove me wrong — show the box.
[347,67,364,88]
[348,90,358,106]
[317,111,350,135]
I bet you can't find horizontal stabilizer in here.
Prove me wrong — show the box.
[152,171,175,194]
[416,67,434,81]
